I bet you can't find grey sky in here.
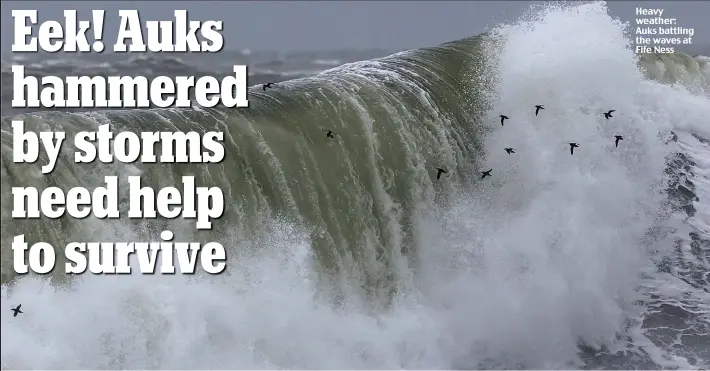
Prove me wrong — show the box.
[1,1,708,53]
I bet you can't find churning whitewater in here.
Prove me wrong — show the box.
[1,2,709,369]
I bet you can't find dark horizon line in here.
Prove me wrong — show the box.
[2,43,707,56]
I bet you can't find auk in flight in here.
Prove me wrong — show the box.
[604,110,615,119]
[569,142,579,155]
[534,105,544,116]
[263,82,275,91]
[436,168,447,180]
[504,148,515,154]
[614,135,624,147]
[11,304,22,317]
[499,115,509,126]
[480,169,492,179]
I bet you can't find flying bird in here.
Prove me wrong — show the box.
[436,168,447,180]
[263,82,275,91]
[480,169,492,179]
[11,304,22,317]
[614,135,624,147]
[569,142,579,155]
[534,105,544,116]
[499,115,509,126]
[604,110,615,119]
[504,148,515,154]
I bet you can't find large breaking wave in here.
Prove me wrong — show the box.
[1,2,709,369]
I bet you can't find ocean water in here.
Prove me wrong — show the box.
[1,2,709,369]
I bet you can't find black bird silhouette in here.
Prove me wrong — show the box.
[614,135,624,147]
[604,110,615,119]
[504,148,515,154]
[436,168,447,180]
[11,304,22,317]
[569,142,579,155]
[262,82,274,91]
[534,105,544,116]
[325,130,336,138]
[499,115,509,126]
[480,169,492,179]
